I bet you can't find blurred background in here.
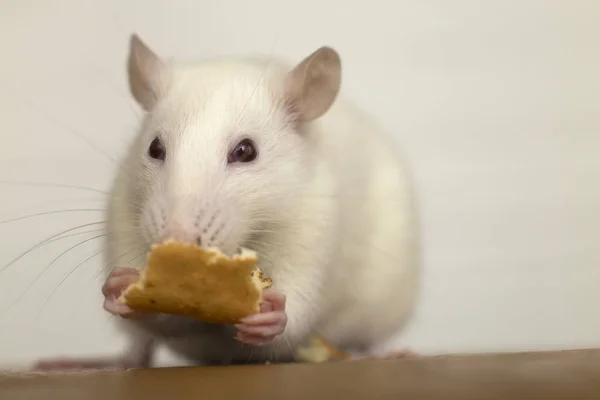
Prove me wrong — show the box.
[0,0,598,367]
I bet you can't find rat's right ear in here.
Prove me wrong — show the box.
[285,46,342,123]
[127,34,170,111]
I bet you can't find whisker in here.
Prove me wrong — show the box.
[14,198,109,217]
[0,233,109,314]
[0,84,142,191]
[284,337,294,358]
[243,239,297,254]
[91,242,147,284]
[15,234,108,303]
[0,221,107,275]
[92,248,136,282]
[84,64,141,122]
[36,247,107,318]
[234,37,279,127]
[91,13,146,125]
[3,83,118,165]
[272,347,279,364]
[55,223,141,249]
[0,209,105,227]
[76,57,168,187]
[25,227,106,248]
[246,228,286,236]
[245,346,255,365]
[0,180,109,195]
[125,251,148,267]
[111,155,136,187]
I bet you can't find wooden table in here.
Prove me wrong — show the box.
[2,349,600,399]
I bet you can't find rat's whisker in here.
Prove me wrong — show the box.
[234,37,279,127]
[0,209,105,227]
[31,227,107,247]
[91,243,147,284]
[84,245,142,293]
[35,221,145,313]
[0,180,109,195]
[125,250,148,267]
[284,337,294,357]
[272,347,279,364]
[302,193,407,201]
[1,83,143,190]
[243,239,309,258]
[246,228,286,236]
[245,346,255,365]
[0,221,108,275]
[0,180,137,205]
[3,83,118,165]
[102,13,172,141]
[81,52,173,147]
[2,234,109,312]
[83,63,142,121]
[36,247,107,318]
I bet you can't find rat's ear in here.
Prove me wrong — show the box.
[127,34,170,111]
[285,46,342,123]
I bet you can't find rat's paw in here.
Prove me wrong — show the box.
[102,267,148,319]
[234,290,287,346]
[103,297,150,319]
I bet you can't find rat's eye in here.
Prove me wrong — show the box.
[228,138,257,164]
[148,137,166,161]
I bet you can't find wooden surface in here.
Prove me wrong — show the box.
[2,349,600,399]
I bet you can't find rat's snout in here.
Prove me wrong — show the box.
[141,194,242,254]
[166,220,203,246]
[164,208,233,249]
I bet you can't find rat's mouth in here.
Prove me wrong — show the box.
[150,237,246,257]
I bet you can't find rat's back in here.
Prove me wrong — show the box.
[307,98,419,353]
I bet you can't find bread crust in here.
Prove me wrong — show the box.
[120,241,272,324]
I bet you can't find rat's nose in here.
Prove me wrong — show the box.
[161,203,237,251]
[170,231,203,246]
[167,221,203,246]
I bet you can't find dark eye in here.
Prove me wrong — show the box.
[228,139,257,164]
[148,137,166,161]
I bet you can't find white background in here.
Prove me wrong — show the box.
[0,0,598,368]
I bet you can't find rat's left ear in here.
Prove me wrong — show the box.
[127,34,171,111]
[285,46,342,123]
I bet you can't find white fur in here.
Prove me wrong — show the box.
[105,52,419,365]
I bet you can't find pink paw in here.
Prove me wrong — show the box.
[234,290,287,346]
[102,267,149,319]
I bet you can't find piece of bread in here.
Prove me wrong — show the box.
[295,335,350,363]
[119,241,272,324]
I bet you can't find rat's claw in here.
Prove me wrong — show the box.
[103,295,150,319]
[238,310,287,327]
[102,268,139,298]
[102,267,148,319]
[234,290,287,346]
[234,333,273,347]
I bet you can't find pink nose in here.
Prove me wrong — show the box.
[166,221,203,245]
[170,231,200,245]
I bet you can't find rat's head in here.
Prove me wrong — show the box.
[124,35,341,255]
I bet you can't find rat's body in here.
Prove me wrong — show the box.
[34,35,419,370]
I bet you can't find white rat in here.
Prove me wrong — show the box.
[33,34,419,370]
